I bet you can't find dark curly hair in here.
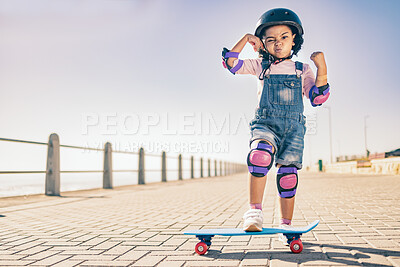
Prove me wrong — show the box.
[258,25,304,59]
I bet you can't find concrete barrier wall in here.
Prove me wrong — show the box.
[315,156,400,175]
[370,157,400,175]
[325,161,358,174]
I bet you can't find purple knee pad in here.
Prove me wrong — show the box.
[247,140,274,177]
[277,166,298,198]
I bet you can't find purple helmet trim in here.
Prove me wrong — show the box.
[224,51,239,59]
[229,59,243,74]
[277,167,297,174]
[280,189,296,198]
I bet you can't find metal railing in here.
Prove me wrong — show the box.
[0,134,247,196]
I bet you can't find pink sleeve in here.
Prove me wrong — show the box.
[231,58,262,76]
[302,64,316,99]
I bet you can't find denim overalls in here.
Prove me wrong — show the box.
[249,61,307,169]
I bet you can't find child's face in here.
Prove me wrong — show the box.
[263,25,295,59]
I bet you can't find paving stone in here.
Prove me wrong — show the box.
[23,250,61,260]
[359,253,394,265]
[239,258,269,266]
[79,260,131,266]
[0,260,35,266]
[131,255,166,266]
[270,259,298,267]
[115,250,148,261]
[157,261,185,267]
[0,254,25,260]
[51,260,85,267]
[365,238,400,248]
[29,255,73,266]
[185,261,240,266]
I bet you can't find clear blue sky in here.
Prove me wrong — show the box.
[1,0,399,172]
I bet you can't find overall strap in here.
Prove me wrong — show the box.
[259,58,272,80]
[295,61,303,78]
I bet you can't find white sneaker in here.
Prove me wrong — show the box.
[278,224,295,246]
[243,209,263,232]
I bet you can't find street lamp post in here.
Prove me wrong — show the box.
[364,115,369,158]
[323,106,333,164]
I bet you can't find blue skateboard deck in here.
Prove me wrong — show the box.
[184,220,319,254]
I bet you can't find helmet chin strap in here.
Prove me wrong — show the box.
[271,54,292,64]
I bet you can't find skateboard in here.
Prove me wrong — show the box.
[184,220,319,254]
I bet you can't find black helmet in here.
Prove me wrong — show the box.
[255,8,303,39]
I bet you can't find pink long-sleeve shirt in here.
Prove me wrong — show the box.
[232,58,315,108]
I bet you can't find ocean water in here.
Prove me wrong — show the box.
[0,169,202,197]
[0,143,212,197]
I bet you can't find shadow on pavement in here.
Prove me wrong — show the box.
[200,242,399,266]
[59,195,108,199]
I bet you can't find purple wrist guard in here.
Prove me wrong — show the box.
[309,84,330,107]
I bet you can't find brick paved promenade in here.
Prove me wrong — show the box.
[0,171,399,266]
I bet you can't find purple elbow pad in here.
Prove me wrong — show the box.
[222,47,242,75]
[309,84,330,107]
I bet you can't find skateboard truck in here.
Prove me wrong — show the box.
[194,235,213,255]
[283,233,303,253]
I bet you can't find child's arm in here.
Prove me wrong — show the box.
[225,34,264,68]
[309,51,330,107]
[310,52,328,87]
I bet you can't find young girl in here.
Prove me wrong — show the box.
[222,8,330,243]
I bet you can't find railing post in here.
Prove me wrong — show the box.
[162,151,167,182]
[138,147,145,184]
[208,159,211,177]
[214,159,217,176]
[190,156,194,179]
[103,142,113,189]
[224,162,226,176]
[45,133,60,196]
[200,157,203,178]
[178,154,183,180]
[220,160,222,176]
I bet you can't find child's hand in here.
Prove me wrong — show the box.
[247,34,264,53]
[310,51,326,69]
